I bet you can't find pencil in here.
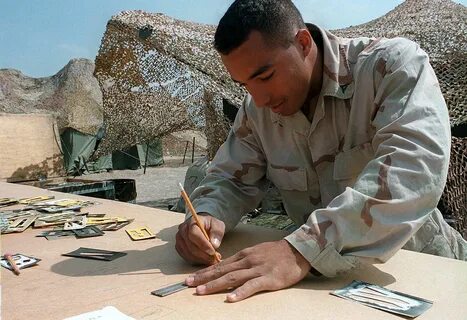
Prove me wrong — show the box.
[178,183,221,263]
[4,253,20,276]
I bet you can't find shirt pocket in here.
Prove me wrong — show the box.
[267,165,307,191]
[333,142,374,181]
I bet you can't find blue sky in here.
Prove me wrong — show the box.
[1,0,465,77]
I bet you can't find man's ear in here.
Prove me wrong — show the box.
[295,29,313,57]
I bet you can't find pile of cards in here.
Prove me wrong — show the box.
[1,196,136,237]
[0,196,98,234]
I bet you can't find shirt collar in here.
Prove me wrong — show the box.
[306,23,354,100]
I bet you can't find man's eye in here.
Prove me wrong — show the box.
[259,72,274,81]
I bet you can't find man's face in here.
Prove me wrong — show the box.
[220,30,312,116]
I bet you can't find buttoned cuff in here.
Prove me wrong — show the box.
[285,230,360,278]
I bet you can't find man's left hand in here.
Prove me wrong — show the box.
[185,239,311,302]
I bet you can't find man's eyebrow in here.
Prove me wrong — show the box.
[231,64,273,86]
[248,64,273,80]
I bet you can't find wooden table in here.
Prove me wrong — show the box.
[1,182,466,320]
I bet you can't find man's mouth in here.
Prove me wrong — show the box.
[270,101,284,113]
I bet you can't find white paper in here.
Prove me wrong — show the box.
[63,306,135,320]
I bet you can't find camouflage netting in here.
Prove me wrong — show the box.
[94,10,244,158]
[440,137,467,238]
[334,0,466,127]
[95,0,466,234]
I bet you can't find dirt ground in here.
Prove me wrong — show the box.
[85,155,201,210]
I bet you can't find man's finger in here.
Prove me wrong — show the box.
[187,222,216,255]
[183,234,215,263]
[207,218,225,249]
[188,259,246,286]
[196,269,255,295]
[226,276,270,302]
[176,231,211,265]
[175,232,199,263]
[194,249,245,277]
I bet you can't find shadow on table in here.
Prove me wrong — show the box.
[51,224,196,277]
[294,263,396,293]
[51,222,396,292]
[51,221,283,278]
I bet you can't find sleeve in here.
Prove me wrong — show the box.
[285,38,451,277]
[187,96,269,232]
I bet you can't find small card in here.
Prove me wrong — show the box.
[64,216,87,230]
[96,219,133,231]
[0,210,32,220]
[126,227,156,241]
[38,205,82,213]
[86,213,106,218]
[33,211,79,228]
[37,229,76,240]
[35,199,93,207]
[3,215,37,233]
[331,280,433,318]
[64,306,135,320]
[62,247,127,261]
[87,217,130,225]
[18,195,54,205]
[1,253,41,270]
[73,226,104,238]
[0,198,18,207]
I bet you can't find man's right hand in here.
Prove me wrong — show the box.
[175,213,225,265]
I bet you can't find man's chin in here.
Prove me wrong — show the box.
[276,108,299,117]
[269,102,300,116]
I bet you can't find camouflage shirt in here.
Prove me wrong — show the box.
[189,25,465,276]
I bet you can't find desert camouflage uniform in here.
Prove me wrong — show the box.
[189,24,467,277]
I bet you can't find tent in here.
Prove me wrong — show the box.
[60,128,163,175]
[112,141,164,170]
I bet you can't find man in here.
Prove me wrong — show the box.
[176,0,467,302]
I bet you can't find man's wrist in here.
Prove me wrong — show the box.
[309,267,322,277]
[282,239,321,276]
[281,239,312,273]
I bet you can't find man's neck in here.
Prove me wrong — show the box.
[302,38,324,120]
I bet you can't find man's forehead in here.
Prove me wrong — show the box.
[220,31,282,82]
[238,30,281,53]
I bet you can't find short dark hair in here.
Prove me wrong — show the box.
[214,0,306,55]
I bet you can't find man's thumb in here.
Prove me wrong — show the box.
[209,218,225,249]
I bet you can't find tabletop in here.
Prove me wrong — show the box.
[1,182,466,320]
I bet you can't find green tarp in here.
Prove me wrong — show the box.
[60,128,164,175]
[112,142,164,170]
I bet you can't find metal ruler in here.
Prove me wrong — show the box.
[151,281,189,297]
